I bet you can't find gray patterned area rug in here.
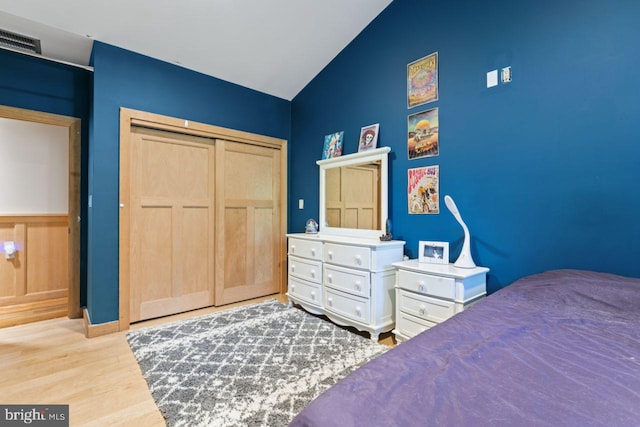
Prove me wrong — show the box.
[126,300,388,426]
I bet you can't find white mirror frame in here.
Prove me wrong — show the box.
[317,146,390,239]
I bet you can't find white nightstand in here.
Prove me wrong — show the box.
[392,260,489,342]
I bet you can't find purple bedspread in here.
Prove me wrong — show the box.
[290,270,640,426]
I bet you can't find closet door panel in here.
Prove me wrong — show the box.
[130,127,214,322]
[215,140,280,305]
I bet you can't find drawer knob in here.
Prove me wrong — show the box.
[291,245,296,253]
[327,297,333,306]
[310,270,316,278]
[291,265,295,273]
[418,281,426,293]
[328,251,333,260]
[355,307,362,317]
[291,284,295,291]
[311,248,316,256]
[327,274,333,283]
[311,291,316,300]
[419,306,427,316]
[355,255,362,265]
[355,281,361,291]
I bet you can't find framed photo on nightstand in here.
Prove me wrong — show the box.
[418,241,449,264]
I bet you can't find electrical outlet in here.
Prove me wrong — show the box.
[501,66,512,83]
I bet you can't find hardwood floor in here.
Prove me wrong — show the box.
[0,294,395,426]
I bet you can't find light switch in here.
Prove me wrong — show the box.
[298,199,304,209]
[487,70,498,88]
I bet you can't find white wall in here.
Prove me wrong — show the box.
[0,117,69,214]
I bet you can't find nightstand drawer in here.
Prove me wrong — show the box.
[397,269,455,300]
[324,288,370,324]
[396,311,437,339]
[324,264,370,298]
[398,290,455,324]
[289,255,322,284]
[325,243,371,270]
[288,238,323,261]
[288,276,321,306]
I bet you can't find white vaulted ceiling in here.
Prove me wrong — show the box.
[0,0,392,100]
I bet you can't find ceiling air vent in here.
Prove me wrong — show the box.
[0,29,42,54]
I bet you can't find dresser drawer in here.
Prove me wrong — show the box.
[396,311,437,339]
[397,270,455,300]
[324,264,370,298]
[397,289,455,324]
[289,255,322,284]
[288,276,322,306]
[324,243,371,270]
[288,238,323,261]
[324,288,370,324]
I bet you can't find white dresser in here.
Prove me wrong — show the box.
[287,233,404,341]
[392,260,489,342]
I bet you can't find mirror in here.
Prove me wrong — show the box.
[317,147,389,239]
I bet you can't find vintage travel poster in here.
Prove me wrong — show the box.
[408,165,439,214]
[408,108,439,160]
[407,52,438,108]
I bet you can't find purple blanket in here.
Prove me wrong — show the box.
[290,270,640,426]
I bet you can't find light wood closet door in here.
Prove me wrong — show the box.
[129,127,215,322]
[215,140,280,305]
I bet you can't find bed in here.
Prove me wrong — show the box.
[290,269,640,426]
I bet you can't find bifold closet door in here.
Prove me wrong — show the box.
[129,127,215,322]
[215,140,281,305]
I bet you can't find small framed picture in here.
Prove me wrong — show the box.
[418,241,449,264]
[322,131,344,159]
[358,123,379,152]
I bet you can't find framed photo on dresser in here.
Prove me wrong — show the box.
[419,241,449,264]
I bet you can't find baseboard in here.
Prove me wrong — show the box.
[0,297,67,329]
[83,308,120,338]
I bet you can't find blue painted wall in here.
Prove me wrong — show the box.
[0,48,91,306]
[88,42,291,323]
[291,0,640,292]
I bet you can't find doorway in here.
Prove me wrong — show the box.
[0,105,81,328]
